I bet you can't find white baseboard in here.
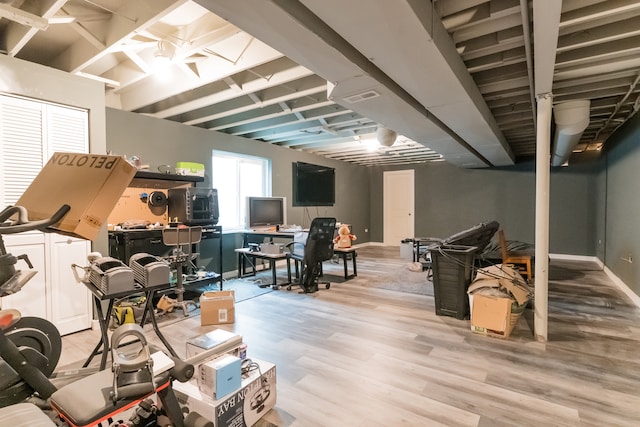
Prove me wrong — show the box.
[603,265,640,308]
[549,253,603,268]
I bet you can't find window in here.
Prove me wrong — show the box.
[212,150,271,229]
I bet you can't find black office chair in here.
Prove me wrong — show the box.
[285,217,337,293]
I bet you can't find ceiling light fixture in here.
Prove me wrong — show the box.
[376,126,398,147]
[358,136,380,152]
[154,40,174,66]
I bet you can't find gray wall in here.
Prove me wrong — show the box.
[368,160,602,256]
[105,108,371,273]
[602,112,640,294]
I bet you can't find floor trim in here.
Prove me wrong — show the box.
[603,265,640,308]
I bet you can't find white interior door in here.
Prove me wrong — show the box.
[383,170,415,245]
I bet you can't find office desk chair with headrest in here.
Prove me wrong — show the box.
[285,217,336,293]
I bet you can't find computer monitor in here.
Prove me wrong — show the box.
[246,196,287,229]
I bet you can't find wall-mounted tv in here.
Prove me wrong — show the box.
[246,196,287,229]
[292,162,335,206]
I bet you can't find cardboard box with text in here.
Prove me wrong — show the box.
[174,359,276,427]
[16,152,136,240]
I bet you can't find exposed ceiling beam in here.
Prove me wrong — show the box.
[3,0,68,56]
[0,3,49,30]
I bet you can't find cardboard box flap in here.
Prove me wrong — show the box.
[498,278,530,305]
[468,278,501,294]
[475,264,521,281]
[469,272,530,306]
[201,290,235,301]
[16,153,136,240]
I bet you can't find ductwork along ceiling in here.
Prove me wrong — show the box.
[1,0,639,168]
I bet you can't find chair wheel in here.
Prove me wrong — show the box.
[286,285,292,291]
[325,284,330,289]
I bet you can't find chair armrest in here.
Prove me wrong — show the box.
[285,241,305,252]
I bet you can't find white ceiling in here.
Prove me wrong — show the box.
[1,0,638,167]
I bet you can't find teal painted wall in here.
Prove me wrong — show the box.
[602,112,640,295]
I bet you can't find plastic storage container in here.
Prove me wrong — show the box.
[429,244,477,320]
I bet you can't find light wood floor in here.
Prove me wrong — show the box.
[60,248,640,426]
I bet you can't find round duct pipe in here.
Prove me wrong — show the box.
[551,100,590,166]
[376,127,398,147]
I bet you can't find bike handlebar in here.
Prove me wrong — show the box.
[0,205,70,235]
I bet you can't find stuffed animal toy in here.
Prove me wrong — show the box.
[334,223,357,248]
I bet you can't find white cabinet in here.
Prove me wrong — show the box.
[0,94,92,335]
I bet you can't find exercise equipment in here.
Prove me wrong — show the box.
[0,204,212,426]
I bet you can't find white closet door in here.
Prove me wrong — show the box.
[45,103,92,335]
[0,95,91,334]
[0,96,47,317]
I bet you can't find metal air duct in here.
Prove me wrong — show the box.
[551,100,590,166]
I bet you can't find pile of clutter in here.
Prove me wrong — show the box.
[467,264,533,339]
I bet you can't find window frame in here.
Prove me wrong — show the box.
[211,150,271,230]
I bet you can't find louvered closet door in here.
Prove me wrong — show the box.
[0,95,91,335]
[0,96,48,318]
[46,104,92,336]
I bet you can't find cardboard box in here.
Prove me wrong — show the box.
[200,290,235,326]
[174,359,276,427]
[16,152,136,241]
[470,294,526,339]
[259,242,284,255]
[198,354,242,400]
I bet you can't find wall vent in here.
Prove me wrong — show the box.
[343,90,380,104]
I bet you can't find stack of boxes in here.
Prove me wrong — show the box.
[175,328,277,427]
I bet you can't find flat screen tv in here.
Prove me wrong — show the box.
[246,196,287,229]
[292,162,335,206]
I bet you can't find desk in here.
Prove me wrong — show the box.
[240,229,303,246]
[334,247,358,279]
[235,248,289,289]
[82,281,177,371]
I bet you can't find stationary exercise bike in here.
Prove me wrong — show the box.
[0,204,212,427]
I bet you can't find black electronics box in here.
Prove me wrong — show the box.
[168,188,219,226]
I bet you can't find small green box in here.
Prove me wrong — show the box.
[175,161,205,177]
